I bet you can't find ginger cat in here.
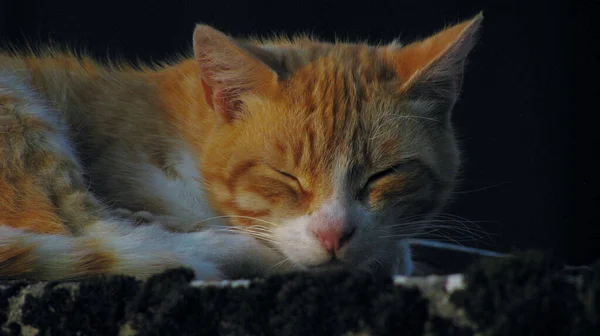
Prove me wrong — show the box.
[0,14,482,281]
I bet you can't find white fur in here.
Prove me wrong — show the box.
[88,211,283,278]
[272,157,413,274]
[273,213,329,268]
[0,220,284,280]
[273,196,403,272]
[0,72,278,280]
[0,73,413,280]
[138,149,222,230]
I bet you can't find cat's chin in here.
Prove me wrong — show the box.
[306,259,346,271]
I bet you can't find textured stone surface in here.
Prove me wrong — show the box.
[1,252,597,336]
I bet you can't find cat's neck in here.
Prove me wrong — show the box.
[151,59,217,156]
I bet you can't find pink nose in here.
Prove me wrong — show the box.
[312,226,356,254]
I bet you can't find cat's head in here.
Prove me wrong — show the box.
[196,14,482,275]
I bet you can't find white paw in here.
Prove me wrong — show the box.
[109,208,192,231]
[175,229,283,279]
[110,208,134,218]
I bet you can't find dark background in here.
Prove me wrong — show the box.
[1,0,597,265]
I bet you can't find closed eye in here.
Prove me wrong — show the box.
[274,168,305,191]
[276,169,297,180]
[366,166,400,186]
[363,161,417,190]
[357,163,409,201]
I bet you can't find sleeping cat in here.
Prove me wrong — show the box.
[0,14,482,280]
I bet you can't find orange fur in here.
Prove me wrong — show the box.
[387,13,483,87]
[76,238,118,276]
[0,242,37,278]
[0,13,482,280]
[0,178,69,235]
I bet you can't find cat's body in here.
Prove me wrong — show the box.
[0,14,481,281]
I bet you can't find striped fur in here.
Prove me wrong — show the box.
[0,14,482,280]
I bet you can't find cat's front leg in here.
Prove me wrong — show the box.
[108,209,281,278]
[174,229,287,279]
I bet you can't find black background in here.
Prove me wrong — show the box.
[1,0,597,265]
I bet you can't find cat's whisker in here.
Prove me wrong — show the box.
[243,232,275,239]
[411,232,468,247]
[380,233,415,239]
[389,216,494,244]
[243,231,276,240]
[224,230,280,246]
[429,213,496,244]
[382,228,479,245]
[192,215,281,228]
[243,234,280,246]
[391,222,480,233]
[416,224,488,239]
[213,227,249,235]
[388,230,485,244]
[430,213,492,226]
[394,215,477,224]
[450,181,511,194]
[266,258,294,274]
[243,226,274,233]
[211,227,278,244]
[242,226,275,234]
[212,225,279,243]
[388,220,441,228]
[396,214,429,222]
[414,235,476,244]
[388,114,443,123]
[224,215,282,227]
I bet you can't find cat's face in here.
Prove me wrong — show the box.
[197,14,481,275]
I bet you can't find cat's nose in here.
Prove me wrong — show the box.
[312,225,356,254]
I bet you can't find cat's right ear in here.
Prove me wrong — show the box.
[193,25,279,122]
[386,13,483,121]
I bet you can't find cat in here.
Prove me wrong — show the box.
[0,13,482,281]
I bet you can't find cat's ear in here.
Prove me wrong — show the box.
[193,25,279,122]
[387,13,483,118]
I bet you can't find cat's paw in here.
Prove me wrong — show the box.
[175,229,283,279]
[110,208,155,225]
[110,208,188,229]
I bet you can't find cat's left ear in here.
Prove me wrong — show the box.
[193,25,280,122]
[386,13,483,118]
